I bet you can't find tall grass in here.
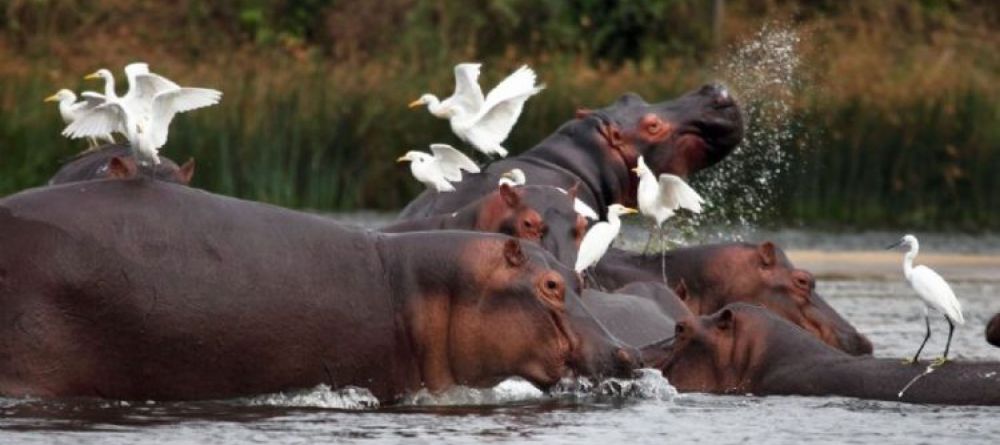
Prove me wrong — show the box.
[0,0,997,230]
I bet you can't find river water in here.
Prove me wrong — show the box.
[2,227,999,444]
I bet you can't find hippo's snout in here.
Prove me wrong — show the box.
[614,346,642,375]
[698,83,735,109]
[847,332,874,356]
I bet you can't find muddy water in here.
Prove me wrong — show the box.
[2,232,1000,444]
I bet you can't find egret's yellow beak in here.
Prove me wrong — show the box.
[631,167,640,173]
[84,72,101,80]
[622,207,638,214]
[396,155,410,163]
[408,99,424,109]
[44,94,60,103]
[501,172,513,179]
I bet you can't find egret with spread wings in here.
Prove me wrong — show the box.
[397,144,481,192]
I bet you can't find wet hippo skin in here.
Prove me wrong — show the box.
[384,184,586,267]
[400,85,743,220]
[594,242,874,356]
[582,281,693,348]
[48,144,195,185]
[657,304,1000,406]
[0,179,635,402]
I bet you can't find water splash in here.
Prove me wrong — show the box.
[243,384,380,410]
[399,378,545,406]
[675,24,803,244]
[551,368,677,401]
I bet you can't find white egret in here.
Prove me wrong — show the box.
[887,234,965,365]
[575,204,637,274]
[63,86,222,166]
[634,155,704,253]
[45,89,114,149]
[410,64,544,158]
[498,168,526,187]
[397,143,480,192]
[497,168,598,220]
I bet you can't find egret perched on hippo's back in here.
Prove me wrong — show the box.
[499,168,599,220]
[397,143,480,192]
[887,234,965,365]
[44,89,115,149]
[575,204,637,276]
[409,63,544,158]
[62,63,222,166]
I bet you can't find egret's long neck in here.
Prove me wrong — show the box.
[903,242,919,279]
[425,96,448,117]
[103,74,117,99]
[607,212,622,231]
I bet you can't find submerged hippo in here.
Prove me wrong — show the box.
[0,179,635,402]
[987,313,1000,347]
[582,281,693,348]
[595,242,874,356]
[384,183,586,266]
[48,144,195,185]
[400,85,743,219]
[654,304,1000,406]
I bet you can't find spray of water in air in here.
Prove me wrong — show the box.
[652,24,803,246]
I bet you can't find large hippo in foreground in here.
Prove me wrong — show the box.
[0,180,635,402]
[595,242,874,355]
[653,304,1000,406]
[384,184,586,266]
[400,85,742,219]
[48,144,195,185]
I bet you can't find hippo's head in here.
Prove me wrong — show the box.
[987,313,1000,348]
[674,242,873,356]
[446,237,637,390]
[658,303,834,393]
[474,184,586,266]
[586,84,743,180]
[49,144,195,186]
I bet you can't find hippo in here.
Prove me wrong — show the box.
[582,281,693,348]
[595,242,874,356]
[399,85,743,219]
[383,183,587,266]
[0,179,636,402]
[987,313,1000,347]
[48,144,195,185]
[654,304,1000,406]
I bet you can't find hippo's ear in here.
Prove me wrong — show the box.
[566,182,580,200]
[503,239,527,268]
[758,241,777,268]
[716,307,734,330]
[673,278,689,302]
[499,183,520,207]
[615,92,647,106]
[597,122,625,149]
[177,158,196,184]
[575,108,594,119]
[107,156,138,179]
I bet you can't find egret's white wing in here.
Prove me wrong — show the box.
[657,174,704,213]
[429,143,480,182]
[575,222,615,272]
[62,102,127,139]
[911,265,964,324]
[150,87,222,148]
[447,63,484,114]
[124,62,150,78]
[462,66,543,146]
[78,91,107,108]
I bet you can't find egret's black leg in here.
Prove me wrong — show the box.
[911,314,932,364]
[943,318,955,360]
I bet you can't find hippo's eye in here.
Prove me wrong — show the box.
[545,279,559,291]
[647,122,661,133]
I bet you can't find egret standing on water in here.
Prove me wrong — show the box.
[575,204,637,275]
[887,234,965,365]
[409,63,544,158]
[397,143,480,192]
[45,89,115,149]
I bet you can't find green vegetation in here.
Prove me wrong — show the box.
[0,0,997,230]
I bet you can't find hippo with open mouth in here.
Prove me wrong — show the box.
[399,84,743,219]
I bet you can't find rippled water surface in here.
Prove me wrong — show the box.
[3,267,1000,444]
